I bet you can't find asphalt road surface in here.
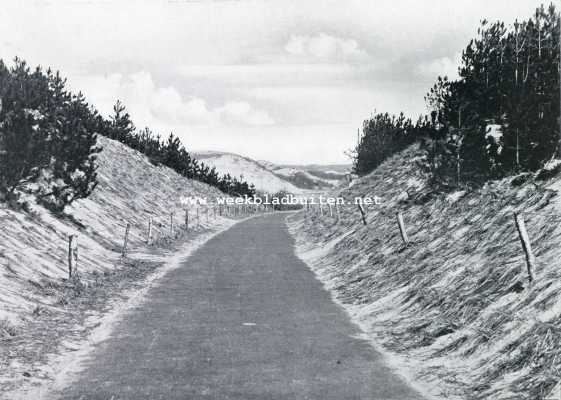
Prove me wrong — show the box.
[57,213,424,400]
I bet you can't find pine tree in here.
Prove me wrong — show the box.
[0,58,101,210]
[109,100,135,143]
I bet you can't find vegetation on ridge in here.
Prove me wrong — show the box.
[0,58,256,212]
[352,3,560,189]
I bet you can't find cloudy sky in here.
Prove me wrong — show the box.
[0,0,547,164]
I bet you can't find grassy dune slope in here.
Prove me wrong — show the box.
[0,136,226,324]
[289,143,561,400]
[194,151,303,193]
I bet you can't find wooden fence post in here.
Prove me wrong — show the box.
[357,203,367,225]
[122,223,130,258]
[336,203,340,221]
[514,213,536,283]
[147,216,153,244]
[196,207,199,224]
[329,204,333,217]
[396,212,409,245]
[68,234,78,279]
[185,209,189,230]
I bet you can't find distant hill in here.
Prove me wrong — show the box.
[271,163,350,190]
[193,151,303,194]
[272,168,342,190]
[274,163,351,175]
[195,151,350,193]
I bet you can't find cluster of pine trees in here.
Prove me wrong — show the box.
[353,3,560,189]
[353,112,432,175]
[0,58,101,211]
[104,101,256,197]
[0,58,256,212]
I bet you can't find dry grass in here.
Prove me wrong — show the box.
[0,234,191,394]
[0,136,228,322]
[290,143,561,399]
[0,135,231,393]
[0,319,18,339]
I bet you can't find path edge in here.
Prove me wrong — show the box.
[284,213,437,400]
[7,218,243,400]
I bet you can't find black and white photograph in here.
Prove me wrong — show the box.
[0,1,560,399]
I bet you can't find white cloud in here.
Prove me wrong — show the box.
[414,53,462,81]
[151,88,214,125]
[284,33,370,63]
[218,101,274,126]
[71,71,274,129]
[2,0,545,163]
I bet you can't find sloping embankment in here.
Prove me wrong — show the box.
[288,143,561,400]
[0,136,227,322]
[0,136,234,393]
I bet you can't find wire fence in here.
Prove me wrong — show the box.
[302,194,560,285]
[66,203,274,279]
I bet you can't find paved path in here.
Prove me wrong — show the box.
[57,213,423,400]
